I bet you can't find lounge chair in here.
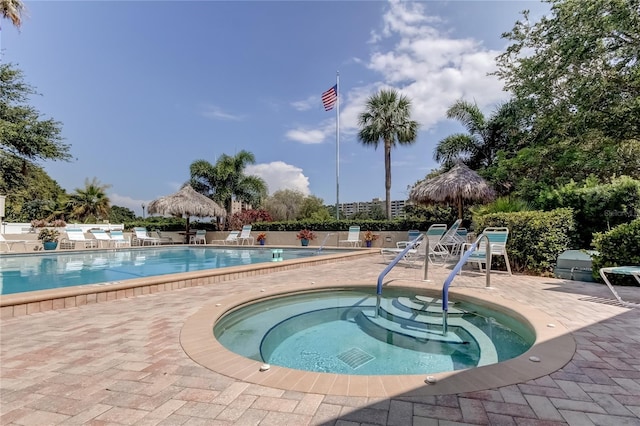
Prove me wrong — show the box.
[460,227,512,275]
[210,230,240,245]
[237,225,254,245]
[339,226,361,247]
[599,266,640,308]
[89,229,113,248]
[133,227,161,246]
[60,228,99,249]
[190,230,207,244]
[155,231,176,245]
[109,230,131,247]
[0,233,39,252]
[439,219,465,256]
[381,224,448,266]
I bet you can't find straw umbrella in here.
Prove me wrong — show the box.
[147,185,226,238]
[409,163,495,219]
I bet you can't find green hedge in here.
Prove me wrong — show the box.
[242,219,447,232]
[592,219,640,284]
[474,208,575,274]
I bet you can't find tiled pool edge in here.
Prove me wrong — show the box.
[0,249,376,318]
[181,282,576,397]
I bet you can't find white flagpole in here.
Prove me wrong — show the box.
[336,71,340,220]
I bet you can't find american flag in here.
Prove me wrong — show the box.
[321,84,338,111]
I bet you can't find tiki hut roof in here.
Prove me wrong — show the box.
[147,185,226,219]
[409,163,495,218]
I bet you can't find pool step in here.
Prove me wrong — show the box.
[395,296,467,316]
[355,310,468,356]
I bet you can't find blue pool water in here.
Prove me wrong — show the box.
[0,246,341,295]
[214,288,534,375]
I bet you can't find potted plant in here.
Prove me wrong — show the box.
[256,232,267,245]
[296,229,316,246]
[363,230,379,248]
[38,228,61,250]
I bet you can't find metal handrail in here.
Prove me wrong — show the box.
[315,232,335,254]
[441,233,491,334]
[376,234,425,296]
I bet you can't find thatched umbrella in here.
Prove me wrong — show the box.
[409,163,495,219]
[147,185,226,236]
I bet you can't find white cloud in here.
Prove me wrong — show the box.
[285,128,326,144]
[246,162,310,195]
[291,95,317,111]
[200,104,244,121]
[109,193,148,217]
[291,0,509,140]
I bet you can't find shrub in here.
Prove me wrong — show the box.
[592,219,640,284]
[474,208,575,274]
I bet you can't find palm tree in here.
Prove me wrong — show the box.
[1,0,25,29]
[190,150,268,218]
[358,89,419,219]
[434,99,522,169]
[67,177,111,222]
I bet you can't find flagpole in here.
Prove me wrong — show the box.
[335,71,340,220]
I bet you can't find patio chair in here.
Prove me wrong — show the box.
[155,231,176,245]
[237,225,254,245]
[598,266,640,308]
[439,219,466,256]
[381,224,448,266]
[89,229,113,248]
[210,230,240,245]
[60,228,99,249]
[460,227,512,275]
[133,227,161,246]
[339,226,361,247]
[109,230,131,247]
[0,233,39,253]
[189,229,207,244]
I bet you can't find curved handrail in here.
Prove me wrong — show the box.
[376,234,424,295]
[441,233,491,333]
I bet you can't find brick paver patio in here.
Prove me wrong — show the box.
[1,255,639,425]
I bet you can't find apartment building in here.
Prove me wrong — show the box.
[338,198,407,219]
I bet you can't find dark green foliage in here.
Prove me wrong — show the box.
[109,206,136,223]
[592,219,640,284]
[535,176,640,248]
[246,219,454,233]
[474,209,575,274]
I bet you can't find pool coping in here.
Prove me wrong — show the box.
[181,281,576,397]
[0,246,376,318]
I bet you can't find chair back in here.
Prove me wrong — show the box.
[440,219,462,243]
[425,224,447,248]
[110,230,127,241]
[90,229,111,241]
[407,230,421,241]
[66,228,88,241]
[478,227,509,253]
[346,226,360,241]
[239,225,252,238]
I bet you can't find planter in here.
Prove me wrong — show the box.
[43,241,58,250]
[300,238,309,247]
[259,240,265,246]
[365,240,372,248]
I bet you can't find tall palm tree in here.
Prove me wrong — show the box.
[68,177,111,222]
[1,0,25,29]
[434,99,522,169]
[358,89,419,219]
[190,150,268,217]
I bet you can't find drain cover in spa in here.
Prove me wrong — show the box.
[337,347,375,369]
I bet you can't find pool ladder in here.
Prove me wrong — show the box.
[315,232,335,254]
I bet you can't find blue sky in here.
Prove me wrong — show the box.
[2,1,548,216]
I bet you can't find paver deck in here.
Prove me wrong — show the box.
[1,255,639,425]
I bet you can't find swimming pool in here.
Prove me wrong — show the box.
[214,288,533,375]
[0,246,345,295]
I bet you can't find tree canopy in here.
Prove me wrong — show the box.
[358,89,419,219]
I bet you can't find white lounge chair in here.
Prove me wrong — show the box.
[460,227,512,275]
[210,230,240,245]
[0,233,39,252]
[237,225,254,245]
[190,230,207,244]
[90,229,113,248]
[381,224,448,266]
[339,226,361,247]
[599,266,640,308]
[133,227,161,246]
[109,230,131,247]
[439,219,465,256]
[60,228,99,249]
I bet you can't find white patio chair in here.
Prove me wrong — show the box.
[133,227,161,246]
[190,230,207,244]
[237,225,254,245]
[0,233,39,252]
[460,227,512,275]
[90,229,113,248]
[109,230,131,248]
[60,228,99,249]
[599,266,640,308]
[210,230,240,245]
[339,226,361,247]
